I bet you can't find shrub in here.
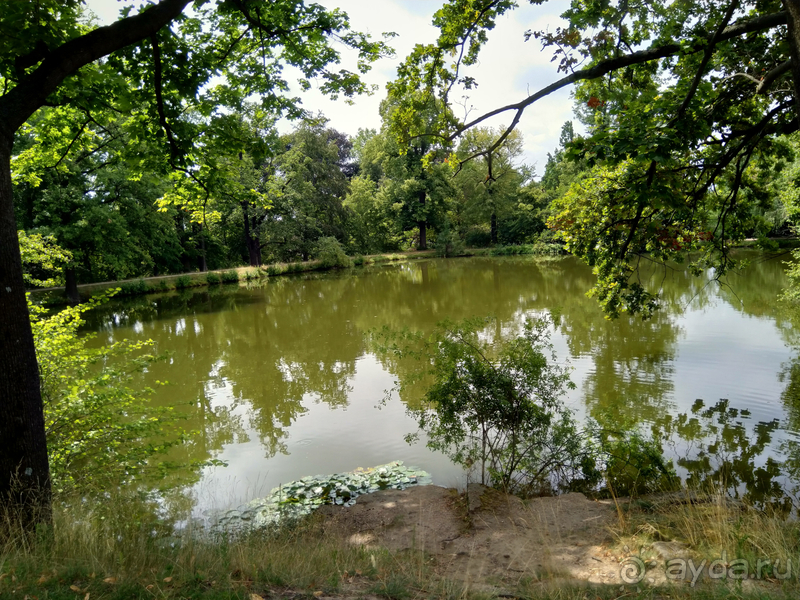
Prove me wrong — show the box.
[221,270,240,283]
[382,316,593,496]
[28,291,180,494]
[434,223,465,258]
[118,279,149,296]
[465,228,493,248]
[594,427,677,497]
[314,236,352,269]
[353,255,365,266]
[174,275,192,289]
[205,272,221,285]
[377,315,673,499]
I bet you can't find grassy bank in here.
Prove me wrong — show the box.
[27,244,565,306]
[3,488,800,600]
[27,251,436,306]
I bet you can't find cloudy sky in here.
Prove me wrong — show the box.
[86,0,578,174]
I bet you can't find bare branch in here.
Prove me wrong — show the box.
[757,60,792,93]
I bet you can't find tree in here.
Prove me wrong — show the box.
[381,93,457,250]
[453,126,530,245]
[390,0,800,316]
[0,0,389,526]
[14,105,185,300]
[262,120,354,262]
[157,107,277,268]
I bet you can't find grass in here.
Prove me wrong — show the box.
[0,494,433,600]
[606,485,800,591]
[31,245,567,307]
[3,486,800,600]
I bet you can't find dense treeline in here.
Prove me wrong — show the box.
[13,104,557,289]
[16,105,800,294]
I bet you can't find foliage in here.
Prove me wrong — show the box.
[174,275,192,289]
[118,279,150,296]
[314,236,352,269]
[489,243,564,257]
[14,107,188,281]
[389,0,800,316]
[221,270,240,284]
[17,230,72,288]
[380,315,598,497]
[434,221,465,257]
[257,121,355,263]
[29,291,181,494]
[375,315,681,499]
[590,425,677,498]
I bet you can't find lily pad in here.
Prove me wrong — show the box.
[208,461,431,533]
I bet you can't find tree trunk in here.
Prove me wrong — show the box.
[64,267,79,305]
[782,0,800,113]
[417,190,427,251]
[198,227,207,272]
[242,202,261,266]
[490,212,498,245]
[0,138,52,528]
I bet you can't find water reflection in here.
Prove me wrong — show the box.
[652,399,787,511]
[82,252,798,511]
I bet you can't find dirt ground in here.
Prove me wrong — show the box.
[318,484,626,592]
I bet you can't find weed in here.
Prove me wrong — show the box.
[221,270,239,284]
[174,275,193,289]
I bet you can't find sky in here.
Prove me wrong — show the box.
[86,0,579,174]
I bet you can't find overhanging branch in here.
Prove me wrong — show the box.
[452,10,788,147]
[0,0,192,137]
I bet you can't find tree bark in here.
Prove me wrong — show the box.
[782,0,800,114]
[417,189,427,251]
[242,202,261,266]
[199,230,207,272]
[0,0,192,529]
[0,137,52,527]
[64,267,79,305]
[490,212,498,245]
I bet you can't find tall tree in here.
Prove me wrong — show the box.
[0,0,389,526]
[454,126,527,245]
[262,120,354,261]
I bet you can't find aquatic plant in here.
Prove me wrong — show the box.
[211,461,430,530]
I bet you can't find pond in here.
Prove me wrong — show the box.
[85,252,800,512]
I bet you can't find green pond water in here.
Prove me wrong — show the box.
[84,252,800,512]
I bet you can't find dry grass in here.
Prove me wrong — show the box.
[3,487,800,599]
[0,493,430,599]
[607,484,800,592]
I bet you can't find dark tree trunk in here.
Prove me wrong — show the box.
[0,138,52,528]
[64,267,79,305]
[417,190,427,251]
[490,212,498,245]
[242,202,261,266]
[783,0,800,113]
[198,226,207,272]
[0,0,193,533]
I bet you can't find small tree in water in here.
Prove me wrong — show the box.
[385,315,597,496]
